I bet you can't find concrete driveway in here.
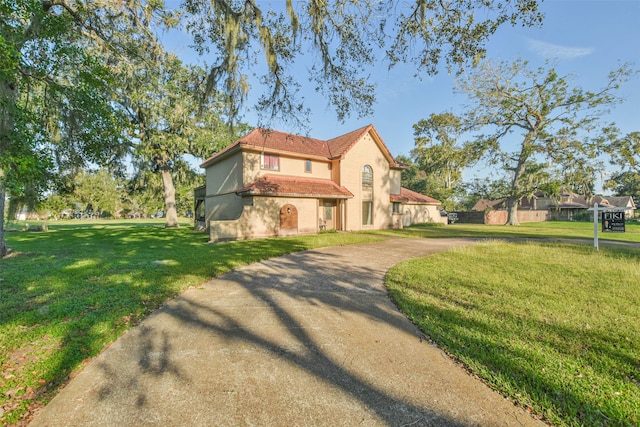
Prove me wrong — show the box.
[30,238,544,426]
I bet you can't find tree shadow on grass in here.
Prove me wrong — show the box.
[1,225,317,423]
[388,243,640,426]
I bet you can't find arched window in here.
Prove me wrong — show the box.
[362,165,373,225]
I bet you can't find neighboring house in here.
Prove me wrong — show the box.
[471,192,636,221]
[541,193,636,220]
[471,198,506,211]
[198,124,444,242]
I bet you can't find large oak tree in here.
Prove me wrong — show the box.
[118,52,239,227]
[0,0,172,256]
[459,59,631,225]
[605,132,640,201]
[408,112,479,208]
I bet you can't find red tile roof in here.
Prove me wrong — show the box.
[325,125,372,158]
[391,187,441,205]
[240,128,330,157]
[200,124,401,168]
[472,198,506,211]
[237,175,354,199]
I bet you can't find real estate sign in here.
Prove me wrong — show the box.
[602,211,625,232]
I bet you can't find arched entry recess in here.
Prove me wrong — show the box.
[403,209,412,227]
[279,204,298,235]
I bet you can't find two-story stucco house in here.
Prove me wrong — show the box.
[198,124,444,242]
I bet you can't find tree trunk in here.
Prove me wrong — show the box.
[161,169,179,228]
[506,196,520,226]
[506,135,534,226]
[0,171,8,258]
[0,79,18,257]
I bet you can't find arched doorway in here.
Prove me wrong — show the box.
[403,209,412,227]
[279,204,298,235]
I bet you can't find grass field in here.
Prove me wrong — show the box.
[387,239,640,426]
[0,219,381,425]
[1,219,639,425]
[372,220,640,243]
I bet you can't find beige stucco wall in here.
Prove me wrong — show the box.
[402,204,446,226]
[339,132,394,231]
[389,169,402,195]
[205,193,245,222]
[243,151,332,184]
[205,149,334,240]
[209,197,320,242]
[205,151,243,195]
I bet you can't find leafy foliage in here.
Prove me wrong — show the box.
[459,59,631,224]
[404,113,480,209]
[460,177,510,210]
[72,169,125,218]
[606,132,640,202]
[605,171,640,203]
[181,0,544,125]
[115,49,242,227]
[0,0,175,256]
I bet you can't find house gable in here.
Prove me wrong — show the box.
[336,128,401,230]
[326,124,403,169]
[200,128,330,169]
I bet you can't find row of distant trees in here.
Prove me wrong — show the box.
[11,167,202,221]
[399,60,638,222]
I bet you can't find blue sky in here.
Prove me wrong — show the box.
[164,0,639,192]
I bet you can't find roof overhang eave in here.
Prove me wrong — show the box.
[200,143,242,168]
[237,190,353,199]
[403,201,442,206]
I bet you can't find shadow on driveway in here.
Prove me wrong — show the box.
[30,238,543,426]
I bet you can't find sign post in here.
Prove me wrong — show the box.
[589,204,627,250]
[593,203,599,250]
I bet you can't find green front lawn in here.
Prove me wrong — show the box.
[2,219,640,425]
[372,220,640,243]
[386,240,640,426]
[0,220,380,424]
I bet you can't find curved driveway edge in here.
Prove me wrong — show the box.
[30,238,545,426]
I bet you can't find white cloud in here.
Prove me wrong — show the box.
[526,38,594,59]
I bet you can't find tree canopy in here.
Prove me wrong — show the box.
[182,0,544,125]
[605,132,640,201]
[116,47,241,227]
[407,112,480,209]
[0,0,174,255]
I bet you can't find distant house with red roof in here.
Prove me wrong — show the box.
[197,124,444,241]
